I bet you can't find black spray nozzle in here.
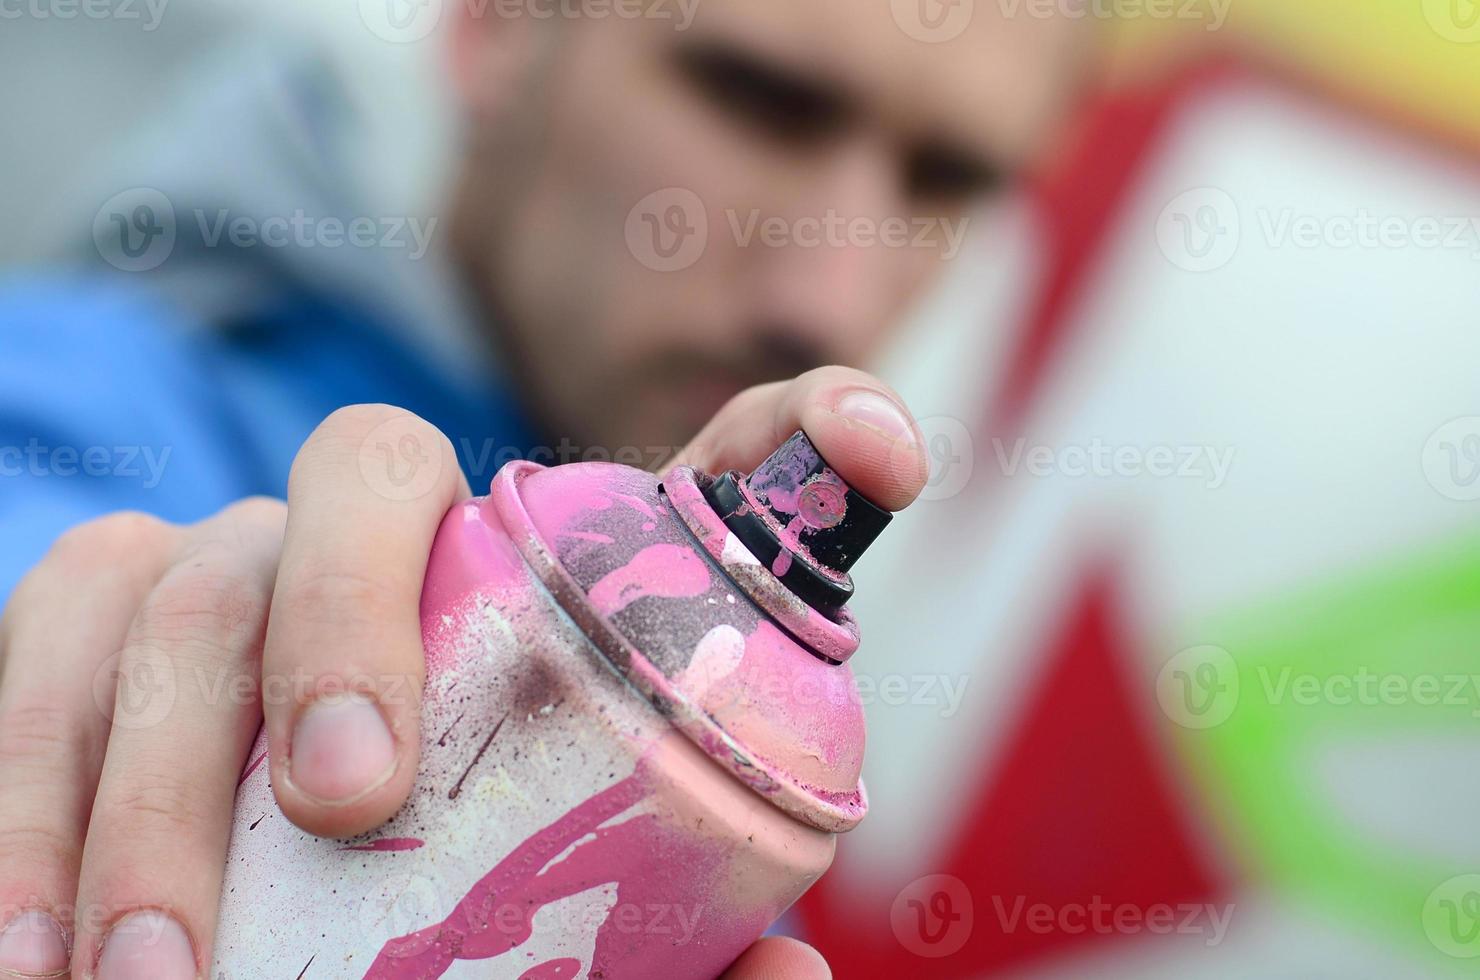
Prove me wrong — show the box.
[703,431,892,612]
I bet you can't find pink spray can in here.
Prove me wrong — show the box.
[213,431,893,978]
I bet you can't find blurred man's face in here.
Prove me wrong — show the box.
[449,0,1088,453]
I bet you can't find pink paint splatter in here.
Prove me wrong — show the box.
[360,755,735,979]
[238,750,268,787]
[771,549,793,578]
[363,772,652,978]
[603,490,658,520]
[588,543,711,618]
[518,958,581,979]
[340,838,425,853]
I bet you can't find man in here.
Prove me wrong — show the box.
[0,1,1089,974]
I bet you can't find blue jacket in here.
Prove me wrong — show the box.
[0,42,536,600]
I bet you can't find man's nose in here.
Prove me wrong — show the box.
[744,145,904,360]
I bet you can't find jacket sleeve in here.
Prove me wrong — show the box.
[0,279,258,602]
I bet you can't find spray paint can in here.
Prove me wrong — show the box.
[214,431,893,978]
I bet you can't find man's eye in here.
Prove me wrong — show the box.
[907,146,1004,202]
[676,45,849,144]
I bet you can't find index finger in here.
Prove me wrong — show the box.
[721,937,832,979]
[670,366,928,512]
[264,405,471,838]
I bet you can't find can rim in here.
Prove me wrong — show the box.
[490,459,867,835]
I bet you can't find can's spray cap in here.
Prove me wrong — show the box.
[702,431,892,613]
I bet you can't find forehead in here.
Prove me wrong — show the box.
[672,0,1091,165]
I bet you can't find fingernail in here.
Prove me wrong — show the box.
[0,910,68,978]
[834,390,918,450]
[290,691,397,804]
[95,911,194,980]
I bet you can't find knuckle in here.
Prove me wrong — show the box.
[0,701,91,775]
[221,495,287,530]
[0,822,78,877]
[131,557,268,665]
[102,775,213,843]
[277,565,402,631]
[0,704,93,874]
[47,512,174,573]
[1,512,175,652]
[212,497,288,559]
[730,381,783,412]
